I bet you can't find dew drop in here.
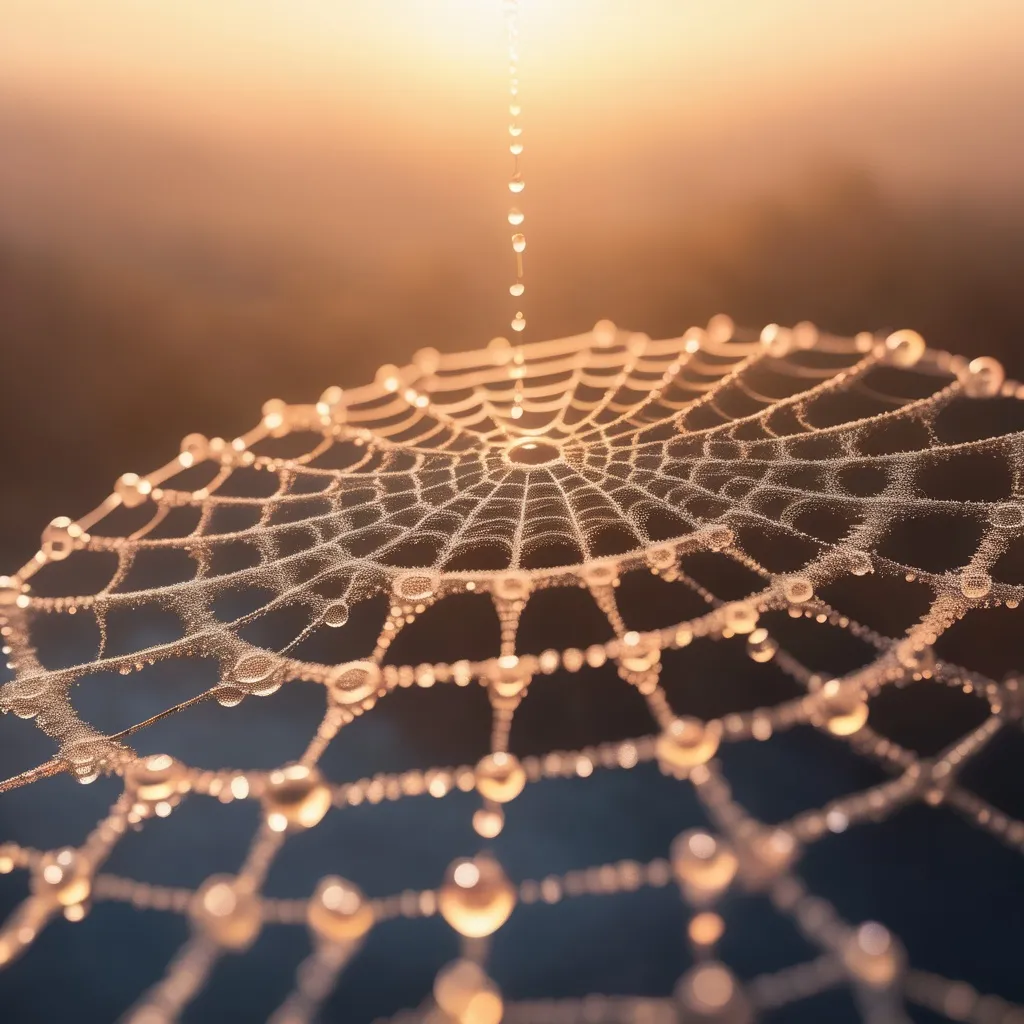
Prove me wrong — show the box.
[324,602,349,628]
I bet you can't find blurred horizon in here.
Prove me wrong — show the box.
[1,5,1024,1021]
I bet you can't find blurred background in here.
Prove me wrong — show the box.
[0,1,1022,1021]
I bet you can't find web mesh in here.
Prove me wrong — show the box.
[0,319,1022,1023]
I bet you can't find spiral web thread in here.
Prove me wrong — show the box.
[0,318,1023,1024]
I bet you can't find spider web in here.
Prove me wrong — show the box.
[0,318,1022,1023]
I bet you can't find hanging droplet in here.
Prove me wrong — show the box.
[745,628,777,663]
[671,830,738,903]
[960,570,992,600]
[723,602,758,635]
[438,856,516,937]
[41,517,79,562]
[581,561,617,588]
[190,876,261,951]
[961,356,1005,398]
[817,680,870,736]
[234,652,277,685]
[473,806,505,839]
[475,752,526,803]
[511,312,526,332]
[394,570,440,602]
[509,141,523,155]
[434,960,504,1024]
[508,172,525,194]
[507,208,524,226]
[656,718,720,776]
[125,754,189,805]
[842,922,901,989]
[307,876,374,943]
[511,233,526,253]
[216,686,245,708]
[0,575,20,608]
[493,572,532,602]
[115,472,150,508]
[884,329,926,367]
[674,962,752,1023]
[689,912,726,947]
[782,576,814,604]
[509,282,525,297]
[739,829,798,890]
[32,848,92,908]
[262,764,332,832]
[324,602,350,628]
[329,661,382,706]
[846,550,873,576]
[508,122,522,137]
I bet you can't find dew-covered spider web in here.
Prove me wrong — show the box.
[1,319,1023,1023]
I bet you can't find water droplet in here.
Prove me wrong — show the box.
[262,764,332,832]
[324,602,349,628]
[783,576,814,604]
[884,329,926,367]
[509,282,525,297]
[475,752,526,803]
[846,550,873,576]
[706,314,734,343]
[307,876,374,942]
[438,856,516,937]
[723,602,758,634]
[329,661,382,706]
[656,718,720,776]
[511,233,526,253]
[991,503,1024,530]
[960,570,992,600]
[509,141,523,155]
[508,172,525,193]
[511,313,526,332]
[592,320,617,347]
[962,356,1005,397]
[191,876,261,951]
[394,570,440,601]
[507,208,524,226]
[234,652,277,685]
[375,364,401,392]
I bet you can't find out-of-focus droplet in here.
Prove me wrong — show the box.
[307,876,374,943]
[961,356,1004,397]
[438,856,516,937]
[475,752,526,803]
[884,329,926,367]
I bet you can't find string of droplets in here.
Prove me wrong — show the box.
[0,320,1022,1024]
[505,0,527,352]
